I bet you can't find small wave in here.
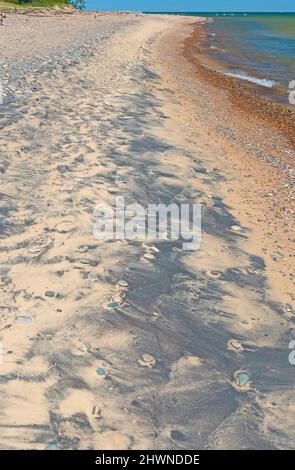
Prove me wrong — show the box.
[224,71,277,88]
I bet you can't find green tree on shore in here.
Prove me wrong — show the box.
[69,0,85,9]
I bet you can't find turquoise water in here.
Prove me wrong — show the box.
[147,13,295,96]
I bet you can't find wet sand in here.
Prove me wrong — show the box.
[0,13,295,450]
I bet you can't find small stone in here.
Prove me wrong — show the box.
[151,246,160,253]
[107,301,119,309]
[230,225,242,232]
[96,367,106,376]
[228,339,244,353]
[45,290,55,298]
[138,353,156,368]
[236,372,250,387]
[87,272,98,281]
[79,245,89,253]
[80,258,91,265]
[144,253,156,261]
[55,271,64,278]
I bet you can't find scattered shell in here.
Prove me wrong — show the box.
[236,371,250,387]
[138,353,156,368]
[151,246,160,254]
[79,245,89,253]
[29,246,45,254]
[228,339,244,353]
[87,272,98,281]
[208,270,222,278]
[118,279,128,288]
[230,225,242,232]
[144,253,156,262]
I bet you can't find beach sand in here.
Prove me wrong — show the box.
[0,12,294,450]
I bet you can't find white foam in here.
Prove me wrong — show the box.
[224,71,277,88]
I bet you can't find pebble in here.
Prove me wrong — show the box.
[80,258,91,265]
[107,301,119,309]
[285,304,295,315]
[87,272,98,281]
[151,246,160,254]
[236,372,250,387]
[143,253,156,262]
[230,225,242,232]
[138,353,156,368]
[228,339,244,353]
[79,245,89,253]
[45,290,55,298]
[96,367,106,376]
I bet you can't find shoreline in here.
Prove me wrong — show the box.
[182,22,295,157]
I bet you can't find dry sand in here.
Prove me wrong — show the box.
[0,13,294,450]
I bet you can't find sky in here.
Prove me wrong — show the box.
[85,1,295,12]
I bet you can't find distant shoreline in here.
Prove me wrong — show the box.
[182,21,295,164]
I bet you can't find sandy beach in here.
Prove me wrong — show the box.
[0,12,294,450]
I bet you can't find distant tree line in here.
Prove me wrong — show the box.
[16,0,86,10]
